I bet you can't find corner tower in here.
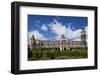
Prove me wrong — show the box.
[81,28,86,42]
[31,35,36,47]
[80,28,87,48]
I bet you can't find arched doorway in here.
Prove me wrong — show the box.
[64,47,66,51]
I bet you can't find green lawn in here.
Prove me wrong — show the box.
[28,49,88,61]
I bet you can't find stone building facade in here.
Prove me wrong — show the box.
[29,29,87,51]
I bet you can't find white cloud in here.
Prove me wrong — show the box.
[51,19,67,36]
[33,19,40,24]
[28,19,88,43]
[67,26,82,40]
[28,30,48,42]
[35,20,40,24]
[41,24,48,31]
[49,19,87,41]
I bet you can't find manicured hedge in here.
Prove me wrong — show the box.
[28,48,88,61]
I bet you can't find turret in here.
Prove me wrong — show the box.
[81,28,86,42]
[31,35,36,47]
[80,28,87,48]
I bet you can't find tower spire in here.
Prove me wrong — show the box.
[61,35,66,39]
[31,35,36,46]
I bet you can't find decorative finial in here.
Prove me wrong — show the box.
[82,28,85,31]
[61,35,66,39]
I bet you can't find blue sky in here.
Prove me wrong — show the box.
[28,15,88,40]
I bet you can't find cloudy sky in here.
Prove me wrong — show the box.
[28,15,88,41]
